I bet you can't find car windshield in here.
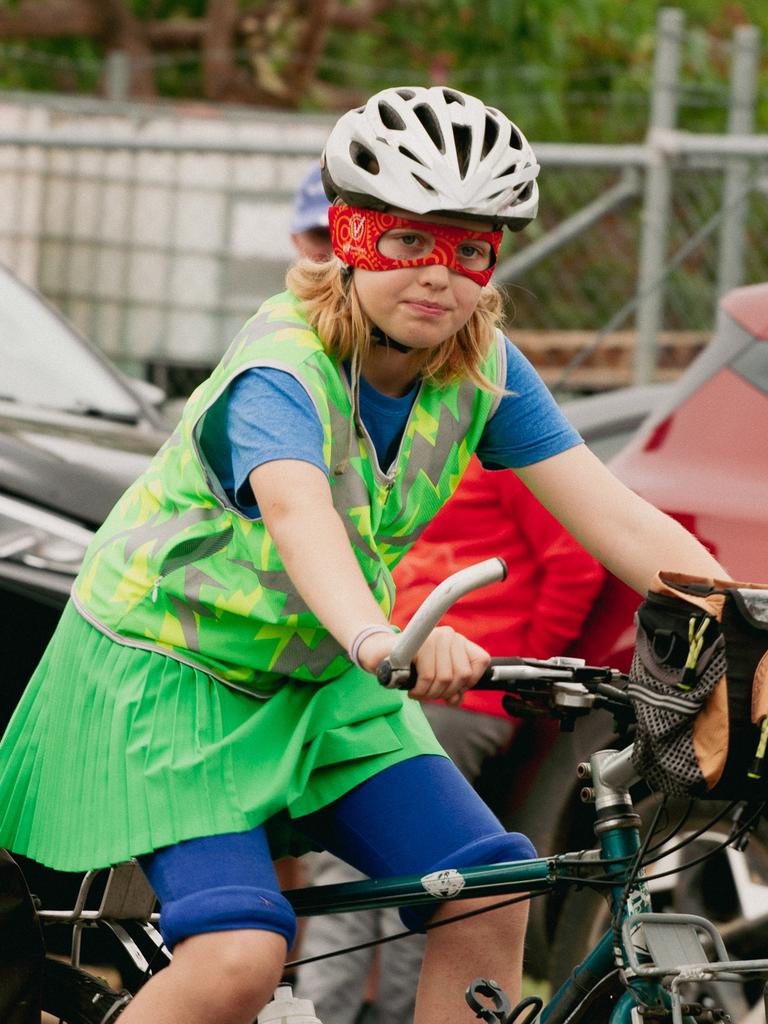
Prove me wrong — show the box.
[0,266,142,420]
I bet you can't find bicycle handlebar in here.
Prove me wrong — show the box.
[376,558,631,721]
[376,557,507,690]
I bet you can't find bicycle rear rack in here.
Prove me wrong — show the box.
[622,912,768,1024]
[38,859,166,975]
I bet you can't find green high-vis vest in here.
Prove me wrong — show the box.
[73,291,505,697]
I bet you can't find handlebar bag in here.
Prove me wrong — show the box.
[628,572,768,799]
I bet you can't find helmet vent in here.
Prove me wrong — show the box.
[349,141,380,175]
[411,173,437,193]
[442,89,465,105]
[499,162,518,178]
[413,104,445,153]
[509,125,523,150]
[396,88,416,100]
[378,101,406,130]
[452,124,472,178]
[482,115,499,158]
[398,145,426,166]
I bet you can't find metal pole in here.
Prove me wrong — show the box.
[495,169,642,283]
[633,7,684,386]
[104,51,131,103]
[716,23,760,299]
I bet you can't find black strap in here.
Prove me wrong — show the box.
[372,325,415,353]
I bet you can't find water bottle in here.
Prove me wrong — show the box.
[257,984,324,1024]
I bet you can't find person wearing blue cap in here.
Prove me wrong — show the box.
[290,165,333,261]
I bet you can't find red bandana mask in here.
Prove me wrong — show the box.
[328,204,502,286]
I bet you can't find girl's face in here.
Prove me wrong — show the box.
[351,211,494,350]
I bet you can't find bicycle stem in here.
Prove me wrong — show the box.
[595,746,640,793]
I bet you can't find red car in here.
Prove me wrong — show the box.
[503,281,768,989]
[579,280,768,672]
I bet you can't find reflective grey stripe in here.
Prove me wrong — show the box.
[269,631,346,677]
[376,378,477,547]
[488,331,508,419]
[169,563,229,652]
[256,568,313,616]
[161,526,235,576]
[169,594,203,652]
[218,317,315,373]
[91,504,224,562]
[325,397,385,563]
[70,591,279,700]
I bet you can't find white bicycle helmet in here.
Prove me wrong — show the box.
[321,85,539,230]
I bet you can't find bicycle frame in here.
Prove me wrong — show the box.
[293,740,768,1024]
[33,560,768,1023]
[288,743,649,1024]
[37,739,723,1024]
[35,753,768,1024]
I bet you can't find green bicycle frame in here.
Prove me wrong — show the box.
[285,744,668,1024]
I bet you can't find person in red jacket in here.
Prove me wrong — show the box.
[296,455,605,1024]
[392,455,607,720]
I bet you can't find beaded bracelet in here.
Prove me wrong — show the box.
[348,624,395,670]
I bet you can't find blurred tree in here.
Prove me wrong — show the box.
[0,0,398,105]
[0,0,765,139]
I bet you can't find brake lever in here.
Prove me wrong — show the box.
[500,695,550,720]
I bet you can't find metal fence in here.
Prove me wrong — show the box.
[0,103,332,386]
[0,8,766,394]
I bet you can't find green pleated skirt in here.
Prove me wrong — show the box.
[0,603,444,872]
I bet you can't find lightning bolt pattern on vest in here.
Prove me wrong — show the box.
[73,291,503,698]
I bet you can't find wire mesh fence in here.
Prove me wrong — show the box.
[1,4,767,396]
[1,102,766,395]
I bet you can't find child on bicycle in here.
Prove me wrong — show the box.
[0,85,727,1024]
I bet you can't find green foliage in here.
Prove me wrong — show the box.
[0,1,766,140]
[312,0,768,140]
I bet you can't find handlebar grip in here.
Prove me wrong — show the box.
[377,659,417,690]
[377,661,497,691]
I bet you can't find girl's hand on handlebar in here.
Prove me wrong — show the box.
[357,627,490,705]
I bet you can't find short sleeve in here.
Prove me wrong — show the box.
[477,337,583,470]
[199,367,327,518]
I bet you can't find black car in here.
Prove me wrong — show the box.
[0,263,169,730]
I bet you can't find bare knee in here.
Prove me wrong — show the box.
[428,896,528,949]
[174,929,287,1023]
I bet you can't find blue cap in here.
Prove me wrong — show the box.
[291,164,331,234]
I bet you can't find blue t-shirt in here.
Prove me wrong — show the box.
[201,336,581,518]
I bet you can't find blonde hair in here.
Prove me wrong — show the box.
[285,258,504,392]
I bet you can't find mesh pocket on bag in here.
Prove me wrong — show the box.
[629,644,726,795]
[628,611,726,796]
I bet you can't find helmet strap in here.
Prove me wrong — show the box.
[371,325,415,353]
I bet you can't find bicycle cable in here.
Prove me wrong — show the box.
[550,796,699,872]
[611,796,668,939]
[558,799,743,878]
[636,800,766,885]
[642,797,695,856]
[638,799,740,868]
[557,800,766,894]
[285,889,551,969]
